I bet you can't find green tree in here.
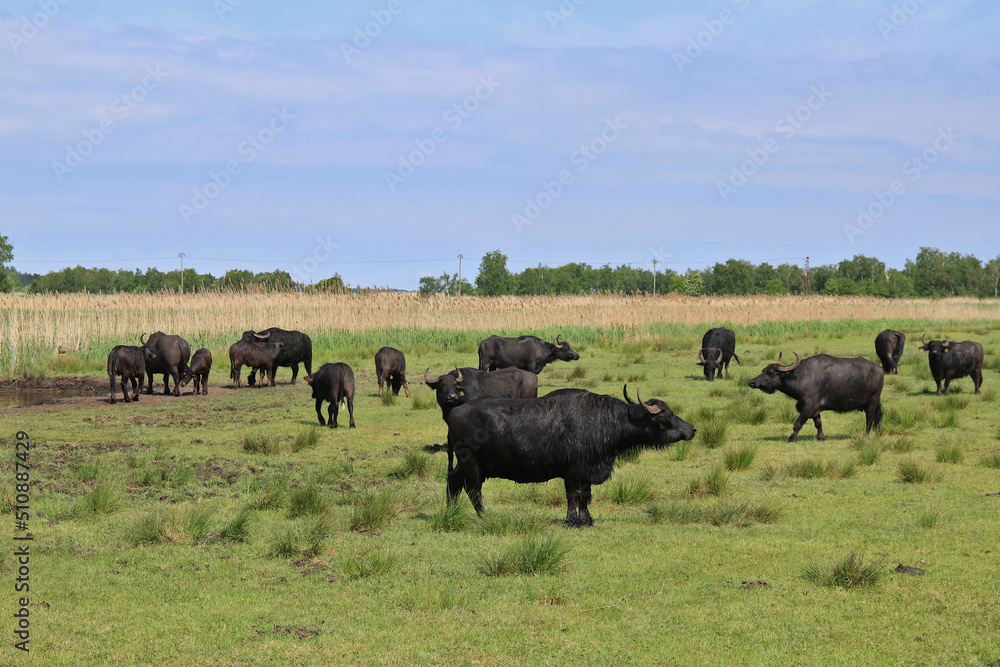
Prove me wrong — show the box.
[711,259,755,295]
[987,255,1000,299]
[0,235,13,292]
[682,270,704,296]
[476,250,516,295]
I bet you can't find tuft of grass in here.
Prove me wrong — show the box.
[290,428,321,453]
[216,508,252,542]
[340,550,398,580]
[380,391,397,406]
[606,474,655,505]
[242,433,280,455]
[300,513,335,556]
[244,476,288,510]
[389,450,433,479]
[803,552,884,590]
[125,510,168,545]
[786,458,856,480]
[688,466,728,497]
[916,509,942,529]
[897,459,938,484]
[856,442,883,466]
[615,447,641,466]
[349,489,398,533]
[76,478,123,516]
[723,444,756,471]
[671,440,692,462]
[478,534,571,577]
[981,388,997,403]
[979,451,1000,469]
[759,463,781,482]
[934,440,964,464]
[888,435,915,453]
[942,395,971,411]
[568,365,587,379]
[477,510,548,537]
[287,482,329,518]
[181,504,216,543]
[699,415,728,449]
[646,499,781,527]
[428,501,470,532]
[410,394,436,410]
[267,526,299,558]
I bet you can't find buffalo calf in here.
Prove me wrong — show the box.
[108,345,151,404]
[875,330,906,375]
[305,362,356,428]
[375,346,410,397]
[229,341,283,388]
[180,348,212,395]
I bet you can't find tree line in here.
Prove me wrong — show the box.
[1,235,997,299]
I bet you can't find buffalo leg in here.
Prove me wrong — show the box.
[813,414,826,441]
[145,371,155,394]
[170,371,182,396]
[133,375,143,401]
[329,399,339,428]
[315,398,326,425]
[345,395,356,428]
[402,379,410,398]
[973,369,983,395]
[194,376,201,395]
[935,378,943,396]
[201,373,209,394]
[247,369,257,386]
[788,413,808,443]
[565,478,589,527]
[461,462,485,515]
[578,483,594,527]
[865,401,883,434]
[109,374,117,404]
[446,466,465,504]
[289,363,299,384]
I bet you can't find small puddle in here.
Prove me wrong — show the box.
[0,388,102,408]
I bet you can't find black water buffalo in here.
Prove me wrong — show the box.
[180,348,212,395]
[140,332,191,396]
[875,330,906,375]
[445,386,695,527]
[240,328,312,385]
[229,341,283,388]
[375,347,410,398]
[305,362,356,428]
[478,334,580,373]
[749,352,884,442]
[425,366,539,470]
[107,345,152,404]
[919,334,984,395]
[698,327,740,381]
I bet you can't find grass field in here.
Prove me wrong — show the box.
[1,294,1000,665]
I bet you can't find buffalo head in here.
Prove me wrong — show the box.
[425,368,467,405]
[697,348,725,381]
[748,352,801,394]
[919,334,951,359]
[622,384,696,442]
[552,335,580,362]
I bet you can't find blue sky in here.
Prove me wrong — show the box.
[2,1,997,288]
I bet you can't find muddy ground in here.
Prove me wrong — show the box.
[0,375,227,414]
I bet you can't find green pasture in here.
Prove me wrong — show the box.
[2,318,999,665]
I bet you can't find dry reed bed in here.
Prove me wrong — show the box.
[1,292,996,354]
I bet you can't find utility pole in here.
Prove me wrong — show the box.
[179,253,186,294]
[652,258,658,294]
[804,256,811,296]
[457,254,463,296]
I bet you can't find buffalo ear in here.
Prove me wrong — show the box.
[696,361,705,366]
[919,346,927,351]
[304,376,313,385]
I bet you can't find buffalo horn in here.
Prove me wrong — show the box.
[698,348,707,363]
[943,335,950,347]
[776,351,801,372]
[424,368,432,383]
[715,349,723,364]
[140,332,147,345]
[635,388,662,414]
[921,333,928,345]
[254,331,270,339]
[623,385,635,404]
[554,335,564,349]
[455,367,463,383]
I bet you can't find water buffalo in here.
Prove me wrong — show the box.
[180,348,212,395]
[305,362,356,428]
[425,366,539,470]
[749,352,884,442]
[445,385,695,527]
[140,332,191,396]
[375,347,411,398]
[919,334,984,395]
[229,340,283,388]
[240,328,312,385]
[875,330,906,375]
[107,345,152,404]
[698,327,740,381]
[477,334,580,373]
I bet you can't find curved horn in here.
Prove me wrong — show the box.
[424,368,432,383]
[715,349,723,364]
[554,335,564,349]
[698,348,707,363]
[623,384,636,404]
[921,333,927,346]
[140,332,147,345]
[776,351,801,372]
[454,367,463,383]
[635,388,662,414]
[254,331,270,339]
[943,335,950,347]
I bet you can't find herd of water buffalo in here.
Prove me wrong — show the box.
[105,326,986,526]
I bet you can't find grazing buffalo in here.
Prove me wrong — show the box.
[229,341,283,388]
[919,334,984,395]
[140,332,191,396]
[425,366,539,470]
[305,362,356,428]
[698,327,741,381]
[180,348,212,395]
[240,328,312,385]
[107,345,152,404]
[749,352,884,442]
[875,330,906,375]
[477,334,580,373]
[375,347,411,398]
[445,386,695,527]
